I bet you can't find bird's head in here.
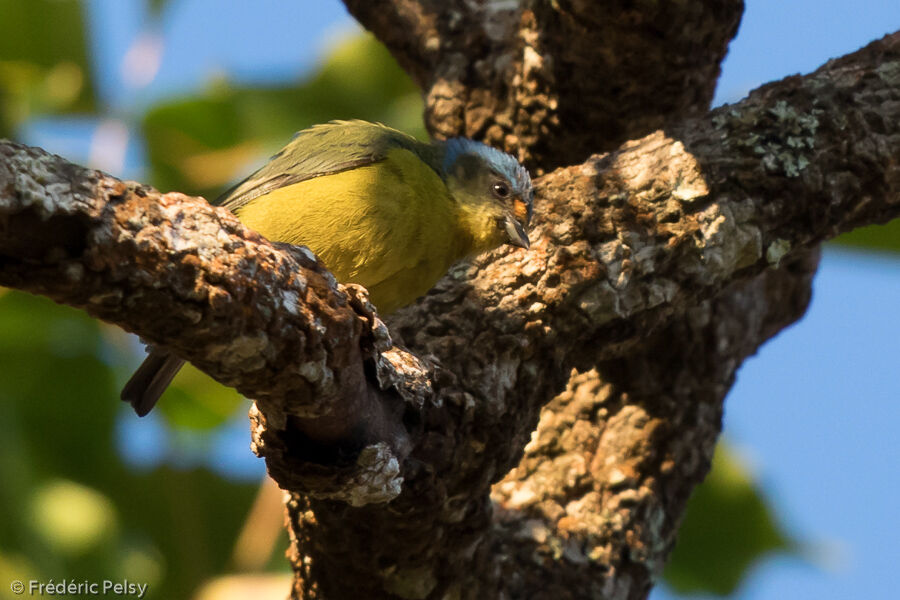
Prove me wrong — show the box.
[441,138,533,251]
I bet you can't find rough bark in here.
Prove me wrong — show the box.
[489,249,818,599]
[1,2,899,599]
[345,0,745,171]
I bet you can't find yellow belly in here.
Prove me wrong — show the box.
[233,148,464,313]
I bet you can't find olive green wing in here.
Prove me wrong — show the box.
[214,120,437,211]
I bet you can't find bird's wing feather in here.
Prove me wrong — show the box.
[214,120,436,211]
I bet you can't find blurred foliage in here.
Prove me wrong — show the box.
[0,290,259,600]
[141,33,425,201]
[156,363,244,430]
[193,573,293,600]
[834,220,900,254]
[0,0,96,138]
[147,0,172,16]
[663,444,796,596]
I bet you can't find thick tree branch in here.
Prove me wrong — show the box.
[349,0,745,170]
[521,0,744,166]
[2,29,898,600]
[489,249,819,599]
[342,0,450,87]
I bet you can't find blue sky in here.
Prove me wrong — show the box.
[654,248,900,600]
[20,1,900,598]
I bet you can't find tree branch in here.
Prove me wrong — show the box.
[392,30,900,362]
[2,27,898,600]
[349,0,745,170]
[490,249,819,599]
[342,0,451,88]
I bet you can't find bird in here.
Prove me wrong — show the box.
[121,120,534,417]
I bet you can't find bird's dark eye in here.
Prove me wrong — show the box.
[492,181,510,199]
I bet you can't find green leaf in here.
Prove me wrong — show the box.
[832,219,900,254]
[28,479,118,557]
[662,443,797,596]
[156,364,246,431]
[0,291,118,482]
[141,93,256,197]
[0,0,96,137]
[147,0,171,16]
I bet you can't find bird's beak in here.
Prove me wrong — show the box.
[504,212,530,249]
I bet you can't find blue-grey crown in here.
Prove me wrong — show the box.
[442,137,533,220]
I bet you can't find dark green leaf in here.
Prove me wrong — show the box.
[833,220,900,254]
[663,444,797,596]
[156,364,246,431]
[0,0,96,137]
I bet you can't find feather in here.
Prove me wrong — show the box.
[215,120,439,211]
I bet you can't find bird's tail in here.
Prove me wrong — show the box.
[120,350,185,417]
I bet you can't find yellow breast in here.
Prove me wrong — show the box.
[233,148,470,313]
